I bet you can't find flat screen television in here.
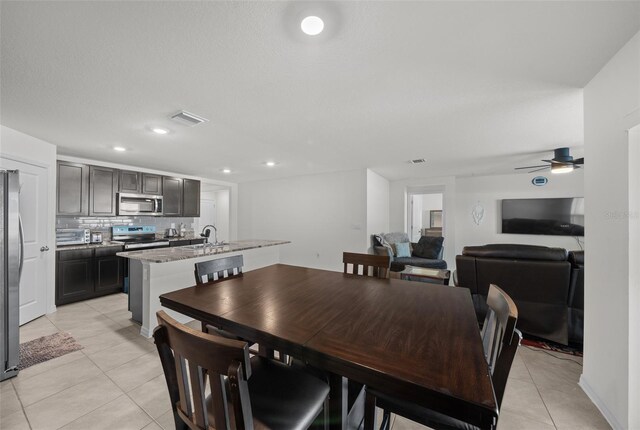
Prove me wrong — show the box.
[501,197,584,236]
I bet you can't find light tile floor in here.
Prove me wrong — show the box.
[0,293,610,430]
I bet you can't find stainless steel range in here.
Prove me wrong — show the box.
[112,225,169,250]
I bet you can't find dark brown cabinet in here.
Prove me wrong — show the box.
[57,160,200,218]
[57,161,90,216]
[119,170,141,193]
[162,177,183,216]
[56,246,124,305]
[89,166,119,216]
[95,247,124,293]
[142,174,163,195]
[182,179,201,217]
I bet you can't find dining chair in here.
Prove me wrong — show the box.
[194,256,287,362]
[194,254,244,284]
[194,255,245,337]
[363,284,521,430]
[343,252,391,278]
[153,310,330,430]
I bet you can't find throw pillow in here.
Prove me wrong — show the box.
[413,236,444,259]
[394,242,411,258]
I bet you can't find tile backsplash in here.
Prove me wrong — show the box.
[56,216,197,240]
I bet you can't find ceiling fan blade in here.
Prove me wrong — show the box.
[528,166,550,173]
[515,165,547,170]
[544,159,574,165]
[573,157,584,165]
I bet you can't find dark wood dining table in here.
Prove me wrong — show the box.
[159,263,498,430]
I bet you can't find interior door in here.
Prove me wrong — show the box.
[0,158,48,325]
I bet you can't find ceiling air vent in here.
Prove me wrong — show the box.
[170,111,209,127]
[409,158,426,164]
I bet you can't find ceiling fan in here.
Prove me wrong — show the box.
[515,147,584,174]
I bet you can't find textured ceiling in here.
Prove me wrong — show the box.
[1,1,638,182]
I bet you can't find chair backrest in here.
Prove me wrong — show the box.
[195,255,244,285]
[343,252,390,279]
[480,284,521,409]
[154,310,253,430]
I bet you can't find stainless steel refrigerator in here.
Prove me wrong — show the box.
[1,169,21,381]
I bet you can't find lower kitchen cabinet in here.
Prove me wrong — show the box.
[56,246,124,305]
[95,247,125,293]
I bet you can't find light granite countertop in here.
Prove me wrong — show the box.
[56,241,125,251]
[116,239,290,263]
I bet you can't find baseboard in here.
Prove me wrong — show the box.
[139,325,152,339]
[579,375,625,430]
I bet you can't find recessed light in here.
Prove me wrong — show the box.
[113,146,127,152]
[301,16,324,36]
[221,168,231,174]
[265,161,276,167]
[152,128,169,135]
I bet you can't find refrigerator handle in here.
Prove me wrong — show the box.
[18,214,24,281]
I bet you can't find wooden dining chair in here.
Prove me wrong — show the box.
[343,252,391,279]
[194,255,244,284]
[153,310,330,430]
[363,284,521,430]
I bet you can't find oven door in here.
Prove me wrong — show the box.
[117,193,163,216]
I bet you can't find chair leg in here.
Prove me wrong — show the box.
[363,391,377,430]
[380,411,391,430]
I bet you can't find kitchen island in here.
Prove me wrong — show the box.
[117,239,290,337]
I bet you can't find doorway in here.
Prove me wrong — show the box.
[408,192,443,242]
[0,157,48,325]
[197,183,231,243]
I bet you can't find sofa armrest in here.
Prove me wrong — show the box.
[453,270,459,286]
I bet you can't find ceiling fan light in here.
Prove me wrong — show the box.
[551,164,574,174]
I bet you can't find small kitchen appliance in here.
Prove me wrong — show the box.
[56,228,90,246]
[90,232,103,244]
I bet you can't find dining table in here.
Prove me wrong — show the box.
[158,263,498,430]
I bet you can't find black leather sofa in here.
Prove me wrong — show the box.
[456,244,583,345]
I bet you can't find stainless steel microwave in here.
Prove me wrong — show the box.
[117,193,163,216]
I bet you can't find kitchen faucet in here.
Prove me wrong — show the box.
[200,225,218,245]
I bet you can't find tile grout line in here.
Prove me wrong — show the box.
[9,379,33,430]
[519,349,560,430]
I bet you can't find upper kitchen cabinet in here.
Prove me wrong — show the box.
[89,166,119,216]
[182,179,201,217]
[57,161,89,216]
[142,173,163,195]
[119,170,141,193]
[162,176,183,216]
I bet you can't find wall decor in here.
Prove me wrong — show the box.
[472,202,484,225]
[430,210,442,228]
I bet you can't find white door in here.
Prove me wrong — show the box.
[0,157,48,325]
[198,199,216,233]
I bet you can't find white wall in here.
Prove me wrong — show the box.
[366,169,389,241]
[238,169,368,271]
[455,171,584,256]
[582,31,640,430]
[628,125,640,430]
[0,125,57,314]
